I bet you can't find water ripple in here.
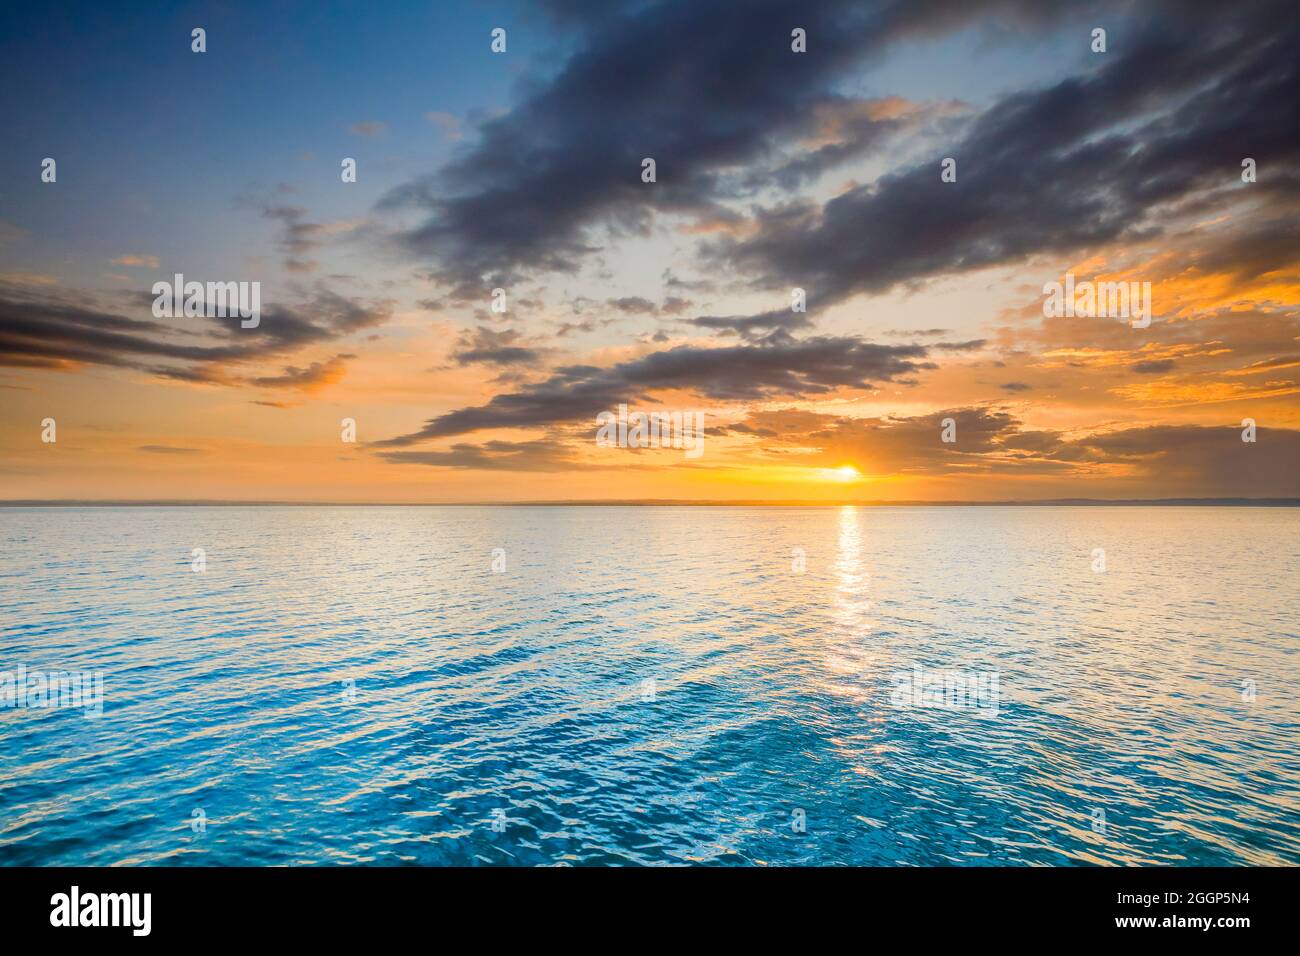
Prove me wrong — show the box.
[1,505,1297,866]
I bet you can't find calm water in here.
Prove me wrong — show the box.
[1,505,1297,866]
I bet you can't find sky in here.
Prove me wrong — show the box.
[1,0,1298,502]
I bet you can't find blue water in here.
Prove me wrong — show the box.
[1,505,1297,866]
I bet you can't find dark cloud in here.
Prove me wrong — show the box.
[554,318,599,338]
[1132,359,1175,374]
[0,282,390,387]
[608,296,657,314]
[689,307,814,339]
[250,355,349,391]
[0,286,255,371]
[380,0,1081,289]
[451,326,545,367]
[932,339,988,352]
[373,335,931,446]
[705,6,1300,320]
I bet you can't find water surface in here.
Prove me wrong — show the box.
[1,505,1297,865]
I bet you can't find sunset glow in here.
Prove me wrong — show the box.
[1,2,1297,503]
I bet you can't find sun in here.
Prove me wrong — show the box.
[833,464,861,482]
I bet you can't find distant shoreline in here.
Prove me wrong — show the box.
[2,498,1298,508]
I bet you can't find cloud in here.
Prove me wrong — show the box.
[931,339,987,352]
[0,272,58,287]
[554,316,617,338]
[138,444,202,454]
[992,306,1300,413]
[250,354,350,391]
[377,439,580,471]
[1132,359,1175,374]
[378,0,1079,289]
[111,254,160,269]
[0,281,391,385]
[450,326,546,367]
[259,205,365,274]
[373,335,932,446]
[7,0,1297,503]
[769,406,1026,471]
[608,296,657,314]
[704,6,1300,321]
[424,111,462,141]
[732,406,1300,496]
[689,307,814,339]
[375,1,1300,350]
[1076,424,1300,497]
[761,95,964,190]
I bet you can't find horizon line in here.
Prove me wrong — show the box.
[2,497,1299,508]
